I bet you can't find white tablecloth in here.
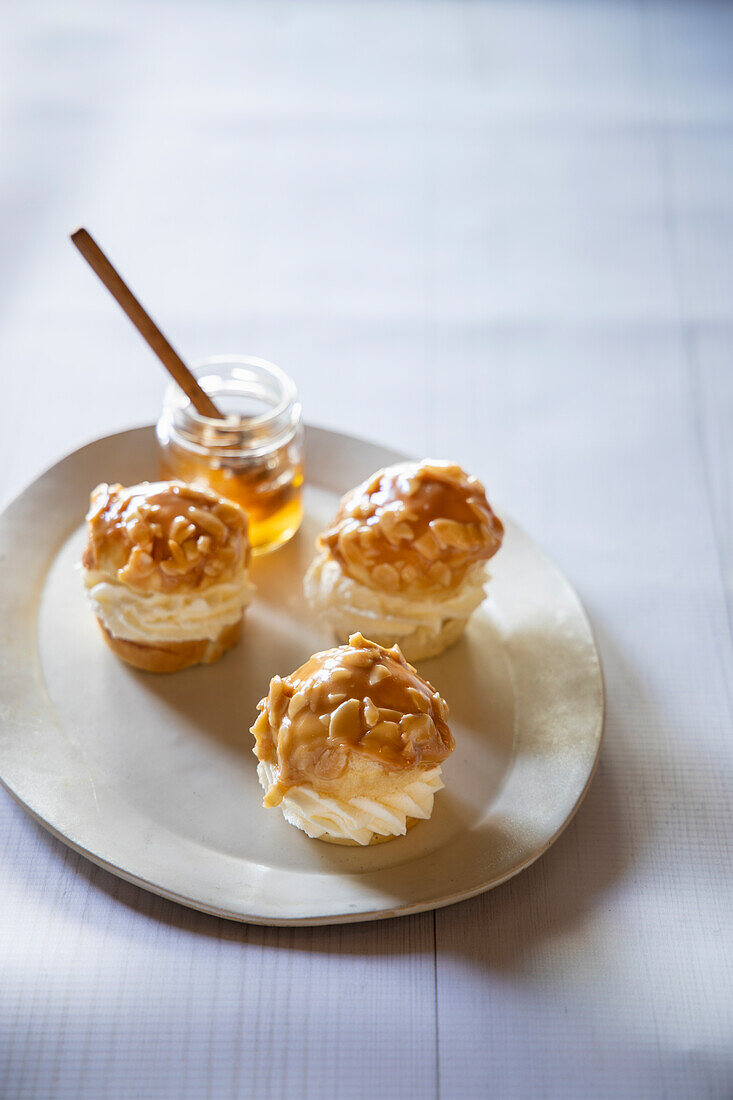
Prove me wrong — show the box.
[2,2,732,1097]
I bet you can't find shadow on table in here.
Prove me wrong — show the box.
[6,611,675,969]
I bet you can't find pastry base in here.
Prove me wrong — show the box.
[315,816,421,846]
[98,617,243,673]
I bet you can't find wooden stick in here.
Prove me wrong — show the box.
[70,227,223,419]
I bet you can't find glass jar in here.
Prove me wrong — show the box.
[156,356,304,554]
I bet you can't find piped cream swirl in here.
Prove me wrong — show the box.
[257,760,444,845]
[304,550,488,656]
[84,570,253,644]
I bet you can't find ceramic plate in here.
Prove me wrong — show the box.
[0,426,603,925]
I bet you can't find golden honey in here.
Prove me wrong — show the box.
[156,356,304,554]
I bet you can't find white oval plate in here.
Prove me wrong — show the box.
[0,426,603,925]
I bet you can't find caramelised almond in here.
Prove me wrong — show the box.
[414,531,441,561]
[288,692,308,719]
[408,686,429,713]
[329,698,362,740]
[159,558,186,576]
[363,696,379,727]
[342,647,375,669]
[330,667,353,682]
[168,539,188,567]
[429,517,476,550]
[187,505,227,540]
[400,713,437,747]
[170,515,196,543]
[183,540,201,563]
[368,719,400,743]
[432,691,450,721]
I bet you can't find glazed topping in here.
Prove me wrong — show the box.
[251,633,454,804]
[318,460,503,596]
[82,481,250,593]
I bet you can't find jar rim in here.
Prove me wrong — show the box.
[175,354,298,431]
[160,354,302,460]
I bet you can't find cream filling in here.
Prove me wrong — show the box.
[257,760,444,845]
[304,550,488,645]
[83,569,253,644]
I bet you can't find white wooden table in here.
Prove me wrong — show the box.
[2,2,732,1096]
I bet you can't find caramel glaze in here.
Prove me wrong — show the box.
[251,633,454,806]
[318,460,504,597]
[82,481,250,594]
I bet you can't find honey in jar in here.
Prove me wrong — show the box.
[156,356,304,554]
